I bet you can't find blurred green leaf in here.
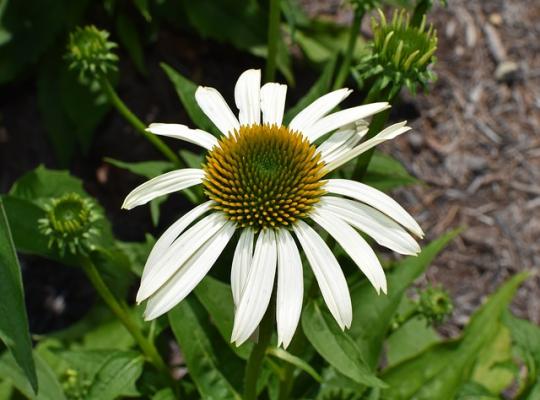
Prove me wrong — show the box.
[105,158,174,179]
[267,347,321,382]
[169,298,243,400]
[133,0,151,21]
[116,13,147,75]
[161,63,219,135]
[0,199,37,393]
[456,382,499,400]
[386,316,441,366]
[381,272,528,400]
[0,351,65,400]
[58,350,143,400]
[302,300,386,388]
[194,276,253,359]
[349,229,461,369]
[116,234,155,276]
[363,151,420,191]
[284,56,336,124]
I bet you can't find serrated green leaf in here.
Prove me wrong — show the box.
[302,300,386,388]
[169,298,242,400]
[0,199,37,393]
[161,63,218,135]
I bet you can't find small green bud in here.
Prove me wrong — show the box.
[354,9,438,97]
[417,285,453,325]
[347,0,380,13]
[38,193,101,256]
[65,25,118,81]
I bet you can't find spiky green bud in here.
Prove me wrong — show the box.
[417,285,453,325]
[353,9,438,97]
[65,25,118,81]
[38,193,101,256]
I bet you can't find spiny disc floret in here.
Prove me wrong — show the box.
[203,124,326,230]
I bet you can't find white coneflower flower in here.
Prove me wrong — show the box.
[122,69,423,349]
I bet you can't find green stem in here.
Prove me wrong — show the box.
[99,78,181,166]
[411,0,432,27]
[80,257,168,375]
[244,308,274,400]
[333,9,364,90]
[265,0,281,83]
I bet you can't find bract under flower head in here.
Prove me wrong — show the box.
[354,9,438,96]
[66,25,118,81]
[38,193,101,255]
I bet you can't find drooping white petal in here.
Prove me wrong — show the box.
[288,88,352,133]
[311,208,387,294]
[305,102,390,142]
[143,221,236,320]
[317,121,369,164]
[143,201,214,280]
[146,123,218,150]
[260,83,287,126]
[231,229,277,346]
[137,213,228,302]
[195,86,240,136]
[231,228,255,306]
[324,179,424,238]
[292,220,352,329]
[276,229,303,349]
[325,122,411,172]
[234,69,261,126]
[122,169,204,210]
[318,196,420,255]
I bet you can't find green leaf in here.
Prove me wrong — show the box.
[0,199,37,393]
[267,347,321,382]
[363,151,420,191]
[161,63,218,135]
[116,234,155,277]
[169,298,242,400]
[381,272,528,400]
[386,317,441,366]
[302,300,386,388]
[348,229,461,369]
[116,13,147,75]
[194,276,253,359]
[105,158,174,179]
[0,351,65,400]
[134,0,151,21]
[284,56,336,124]
[58,350,143,399]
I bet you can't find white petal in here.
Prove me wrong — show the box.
[324,179,424,238]
[143,201,214,280]
[137,213,227,302]
[144,221,236,320]
[318,197,420,255]
[325,122,411,172]
[260,82,287,126]
[317,121,369,164]
[231,228,255,306]
[146,123,218,150]
[292,220,352,329]
[195,86,240,136]
[122,169,204,210]
[234,69,261,126]
[311,208,387,294]
[276,229,303,349]
[231,229,277,346]
[289,88,352,133]
[305,102,390,142]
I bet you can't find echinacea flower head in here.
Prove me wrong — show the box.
[123,69,423,348]
[39,193,101,256]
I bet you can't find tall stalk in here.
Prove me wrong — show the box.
[265,0,281,83]
[333,9,364,90]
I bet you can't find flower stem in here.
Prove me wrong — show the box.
[333,9,364,90]
[99,78,181,166]
[265,0,281,83]
[80,257,168,375]
[244,308,274,400]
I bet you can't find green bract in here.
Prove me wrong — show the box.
[65,25,118,81]
[354,9,438,97]
[38,192,101,256]
[418,285,454,324]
